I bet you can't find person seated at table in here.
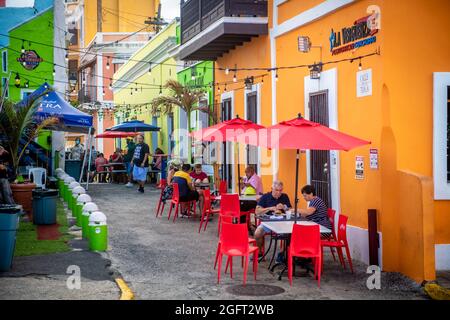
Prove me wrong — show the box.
[190,164,209,184]
[94,153,108,183]
[298,184,332,232]
[111,148,125,183]
[253,181,292,258]
[161,161,181,204]
[172,164,203,217]
[239,166,263,220]
[240,166,263,196]
[149,147,165,183]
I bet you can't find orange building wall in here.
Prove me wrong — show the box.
[274,0,450,278]
[277,0,326,25]
[215,34,274,192]
[215,0,449,280]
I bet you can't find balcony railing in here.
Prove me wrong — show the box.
[181,0,268,44]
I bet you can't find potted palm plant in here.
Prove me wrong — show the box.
[0,95,57,217]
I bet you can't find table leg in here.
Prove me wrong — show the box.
[258,233,273,263]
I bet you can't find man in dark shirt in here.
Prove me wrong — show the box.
[172,164,201,216]
[253,181,292,253]
[124,138,136,187]
[132,134,150,193]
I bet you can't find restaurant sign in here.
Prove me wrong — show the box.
[329,9,380,55]
[17,50,43,70]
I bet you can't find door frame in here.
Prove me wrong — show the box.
[221,90,235,193]
[304,68,340,215]
[244,83,262,175]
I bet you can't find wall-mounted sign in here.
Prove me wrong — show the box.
[357,68,372,97]
[355,156,364,180]
[17,50,43,70]
[329,8,380,55]
[370,149,378,169]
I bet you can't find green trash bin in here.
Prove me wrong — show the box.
[82,202,98,239]
[88,211,107,251]
[32,189,58,225]
[0,204,23,271]
[71,186,86,226]
[68,181,80,214]
[63,176,75,203]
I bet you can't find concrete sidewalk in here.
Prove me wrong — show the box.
[88,183,428,300]
[0,215,120,300]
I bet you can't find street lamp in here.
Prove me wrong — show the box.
[69,73,77,90]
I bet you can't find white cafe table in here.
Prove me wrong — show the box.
[260,220,331,235]
[260,220,331,280]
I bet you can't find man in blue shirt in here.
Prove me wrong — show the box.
[253,181,292,254]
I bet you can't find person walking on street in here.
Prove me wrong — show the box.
[132,134,150,193]
[124,138,136,187]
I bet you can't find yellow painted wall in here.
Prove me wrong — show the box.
[113,21,177,154]
[214,0,450,281]
[84,0,159,46]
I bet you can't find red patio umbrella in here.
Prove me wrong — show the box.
[239,114,371,222]
[95,131,138,139]
[190,115,265,194]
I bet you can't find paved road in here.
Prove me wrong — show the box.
[88,183,427,300]
[0,241,119,300]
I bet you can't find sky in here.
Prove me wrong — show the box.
[160,0,180,22]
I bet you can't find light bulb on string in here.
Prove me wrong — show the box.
[106,57,110,70]
[217,85,221,93]
[225,68,229,75]
[21,40,25,53]
[275,71,279,81]
[148,62,152,74]
[233,73,237,83]
[52,65,56,76]
[358,59,362,71]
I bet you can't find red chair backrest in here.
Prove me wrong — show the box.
[219,180,227,195]
[290,224,321,256]
[172,183,180,202]
[220,222,250,254]
[327,208,336,226]
[337,214,349,244]
[220,193,240,218]
[203,188,212,211]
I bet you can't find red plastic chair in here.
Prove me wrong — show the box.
[167,183,196,223]
[321,214,353,273]
[155,179,167,217]
[288,224,322,287]
[214,194,256,269]
[198,189,220,233]
[211,180,227,202]
[326,208,337,261]
[216,222,258,285]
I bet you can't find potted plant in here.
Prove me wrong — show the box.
[0,95,57,217]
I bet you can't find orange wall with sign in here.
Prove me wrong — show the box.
[215,0,450,282]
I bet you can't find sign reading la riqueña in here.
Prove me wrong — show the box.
[329,10,380,55]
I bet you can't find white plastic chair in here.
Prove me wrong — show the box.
[28,168,47,188]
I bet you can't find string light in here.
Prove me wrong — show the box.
[358,58,362,71]
[275,71,279,81]
[233,72,237,83]
[159,86,162,95]
[21,40,25,53]
[225,68,229,75]
[148,62,152,74]
[106,57,110,70]
[52,64,56,76]
[102,87,106,96]
[65,48,69,62]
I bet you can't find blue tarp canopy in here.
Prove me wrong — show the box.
[17,82,93,134]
